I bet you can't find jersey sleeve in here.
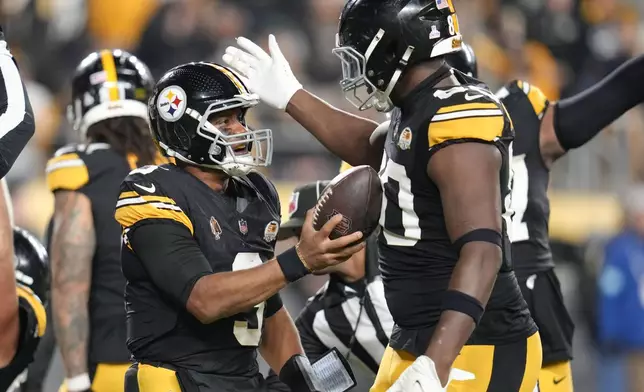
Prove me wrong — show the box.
[428,96,511,151]
[114,166,194,235]
[45,145,90,193]
[512,80,549,117]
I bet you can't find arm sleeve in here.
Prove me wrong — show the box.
[127,222,212,307]
[0,42,35,178]
[554,54,644,151]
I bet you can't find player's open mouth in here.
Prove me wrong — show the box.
[232,143,248,155]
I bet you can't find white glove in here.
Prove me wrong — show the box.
[386,356,475,392]
[222,35,302,110]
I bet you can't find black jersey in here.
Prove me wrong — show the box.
[498,80,554,274]
[114,164,283,376]
[45,142,141,364]
[378,71,536,349]
[0,284,47,390]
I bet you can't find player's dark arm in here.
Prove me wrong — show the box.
[286,90,382,168]
[260,307,306,374]
[540,54,644,166]
[127,218,364,324]
[0,177,17,367]
[0,40,35,178]
[425,143,504,385]
[50,191,95,378]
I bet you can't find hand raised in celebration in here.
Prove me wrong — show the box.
[296,209,365,272]
[222,34,302,110]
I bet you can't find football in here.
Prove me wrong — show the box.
[313,165,383,240]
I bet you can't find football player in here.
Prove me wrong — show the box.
[114,62,364,392]
[223,1,543,390]
[278,177,393,374]
[46,49,166,392]
[445,43,644,392]
[1,226,49,391]
[0,24,39,391]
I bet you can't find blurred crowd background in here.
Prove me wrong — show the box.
[2,0,644,390]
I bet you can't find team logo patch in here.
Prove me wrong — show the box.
[429,25,441,40]
[288,192,300,218]
[436,0,450,9]
[397,127,412,150]
[326,210,352,236]
[157,85,187,122]
[210,217,222,240]
[263,220,279,242]
[238,219,248,235]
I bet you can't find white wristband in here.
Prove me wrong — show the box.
[65,373,91,391]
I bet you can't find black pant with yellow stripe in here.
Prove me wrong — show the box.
[371,332,542,392]
[124,362,275,392]
[517,269,575,392]
[57,363,131,392]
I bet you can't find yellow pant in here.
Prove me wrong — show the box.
[538,361,573,392]
[58,363,131,392]
[371,332,542,392]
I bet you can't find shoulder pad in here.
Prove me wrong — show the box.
[245,171,280,216]
[16,284,46,338]
[499,80,549,117]
[45,144,90,192]
[115,165,194,234]
[429,85,509,147]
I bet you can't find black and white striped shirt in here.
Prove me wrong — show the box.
[295,236,393,375]
[0,39,35,178]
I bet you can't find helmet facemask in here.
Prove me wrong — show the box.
[332,30,413,113]
[169,93,273,177]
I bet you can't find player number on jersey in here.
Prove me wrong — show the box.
[509,154,530,242]
[378,154,421,247]
[447,15,457,36]
[232,253,266,346]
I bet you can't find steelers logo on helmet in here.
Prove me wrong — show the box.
[157,85,187,122]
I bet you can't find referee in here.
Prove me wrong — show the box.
[277,178,393,380]
[0,24,39,390]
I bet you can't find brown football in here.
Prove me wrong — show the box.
[312,165,383,240]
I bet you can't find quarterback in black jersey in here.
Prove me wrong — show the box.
[0,226,49,392]
[46,49,168,392]
[223,0,540,390]
[115,62,364,392]
[446,43,644,392]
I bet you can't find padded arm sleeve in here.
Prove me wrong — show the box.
[128,222,212,307]
[554,54,644,150]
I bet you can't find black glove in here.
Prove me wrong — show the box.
[279,355,321,392]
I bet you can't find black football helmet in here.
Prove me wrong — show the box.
[333,0,463,112]
[148,62,272,176]
[13,227,49,305]
[446,42,478,78]
[67,49,155,137]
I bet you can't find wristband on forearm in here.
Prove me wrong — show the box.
[277,245,311,283]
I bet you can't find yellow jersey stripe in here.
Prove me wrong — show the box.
[208,63,247,95]
[17,284,46,337]
[115,203,194,234]
[339,161,353,174]
[447,0,455,13]
[525,84,549,116]
[46,153,89,191]
[100,50,119,101]
[436,102,499,114]
[428,116,505,147]
[119,191,139,199]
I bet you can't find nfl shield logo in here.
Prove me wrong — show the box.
[238,219,248,235]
